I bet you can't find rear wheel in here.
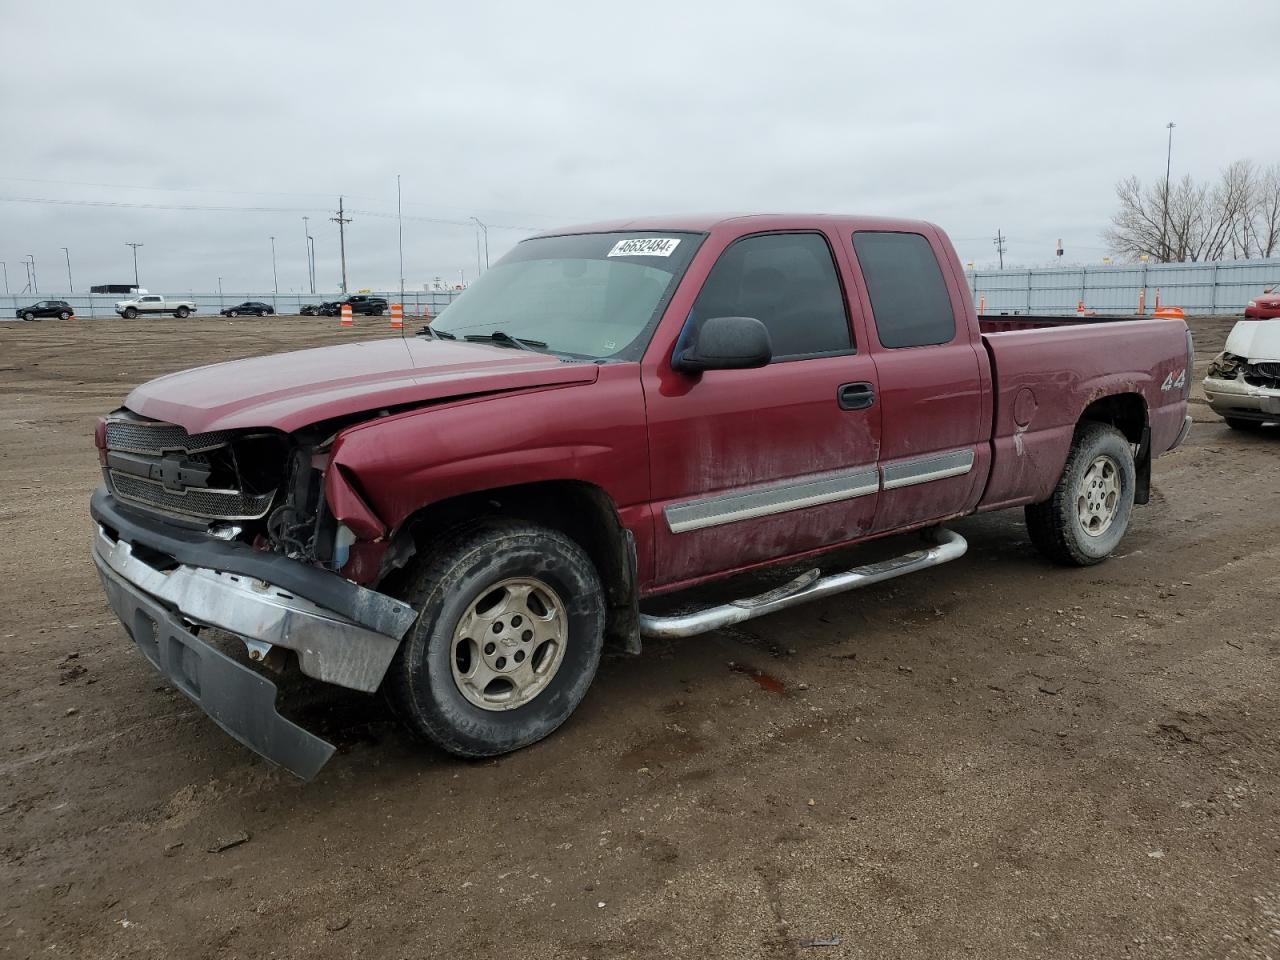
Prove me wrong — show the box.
[58,311,70,320]
[386,519,605,757]
[1025,422,1136,566]
[1224,416,1264,431]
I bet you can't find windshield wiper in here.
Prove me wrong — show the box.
[416,325,457,340]
[463,330,547,351]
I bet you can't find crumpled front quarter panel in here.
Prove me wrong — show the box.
[328,363,651,559]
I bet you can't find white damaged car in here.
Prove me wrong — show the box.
[1203,319,1280,431]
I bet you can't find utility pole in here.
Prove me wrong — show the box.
[269,236,278,295]
[125,242,143,288]
[60,247,73,292]
[397,175,405,308]
[470,217,490,270]
[217,276,224,309]
[331,196,351,295]
[1160,121,1176,263]
[26,254,37,294]
[0,261,8,295]
[992,230,1006,270]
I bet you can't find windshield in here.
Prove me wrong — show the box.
[431,231,703,359]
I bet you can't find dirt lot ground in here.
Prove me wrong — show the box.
[2,314,1278,960]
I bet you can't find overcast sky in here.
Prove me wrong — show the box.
[2,0,1278,298]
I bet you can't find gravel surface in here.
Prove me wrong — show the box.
[1,314,1277,960]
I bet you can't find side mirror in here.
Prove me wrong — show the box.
[674,316,772,373]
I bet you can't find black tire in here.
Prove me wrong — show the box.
[1025,422,1136,566]
[58,311,70,320]
[123,307,138,319]
[175,307,190,319]
[228,310,238,317]
[1224,416,1264,432]
[373,307,384,317]
[22,311,35,321]
[386,519,605,757]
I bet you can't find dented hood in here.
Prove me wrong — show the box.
[1225,319,1280,362]
[124,337,600,433]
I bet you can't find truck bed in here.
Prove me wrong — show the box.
[975,315,1192,512]
[978,313,1152,333]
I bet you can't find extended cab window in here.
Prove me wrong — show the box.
[691,232,850,360]
[852,231,955,348]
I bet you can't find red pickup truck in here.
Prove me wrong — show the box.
[90,214,1193,778]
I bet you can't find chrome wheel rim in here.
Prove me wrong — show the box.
[450,577,568,711]
[1077,455,1121,537]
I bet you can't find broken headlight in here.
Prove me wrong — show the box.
[1207,351,1244,380]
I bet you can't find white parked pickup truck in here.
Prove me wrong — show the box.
[114,294,197,319]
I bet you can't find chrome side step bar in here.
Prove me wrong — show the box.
[638,528,968,639]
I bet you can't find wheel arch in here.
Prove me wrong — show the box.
[1077,391,1151,504]
[385,479,641,654]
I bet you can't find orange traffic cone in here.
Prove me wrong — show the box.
[978,296,985,315]
[340,304,353,328]
[1137,289,1146,314]
[389,303,403,330]
[1154,306,1185,319]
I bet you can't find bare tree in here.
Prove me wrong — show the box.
[1249,163,1280,258]
[1106,159,1279,263]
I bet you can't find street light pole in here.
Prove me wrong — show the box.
[302,216,315,294]
[1160,121,1176,263]
[125,242,143,288]
[397,174,405,308]
[217,276,224,310]
[0,261,8,295]
[470,217,489,270]
[307,235,316,294]
[26,255,37,294]
[61,247,73,293]
[269,236,278,295]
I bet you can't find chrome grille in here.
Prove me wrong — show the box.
[105,419,239,455]
[109,473,275,521]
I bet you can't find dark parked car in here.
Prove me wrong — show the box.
[15,300,73,321]
[314,301,341,317]
[343,295,388,316]
[219,301,275,318]
[299,303,324,316]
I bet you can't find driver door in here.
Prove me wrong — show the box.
[643,230,881,588]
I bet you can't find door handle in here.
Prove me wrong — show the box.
[837,381,875,411]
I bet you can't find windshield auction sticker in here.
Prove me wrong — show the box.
[606,238,682,258]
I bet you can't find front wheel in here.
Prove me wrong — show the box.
[175,307,190,319]
[1025,422,1136,566]
[58,311,71,320]
[386,519,605,757]
[22,311,35,321]
[228,310,238,317]
[123,307,138,319]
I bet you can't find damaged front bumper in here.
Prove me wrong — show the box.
[90,487,418,779]
[1203,375,1280,423]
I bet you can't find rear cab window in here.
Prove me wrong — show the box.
[852,231,955,348]
[690,232,852,361]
